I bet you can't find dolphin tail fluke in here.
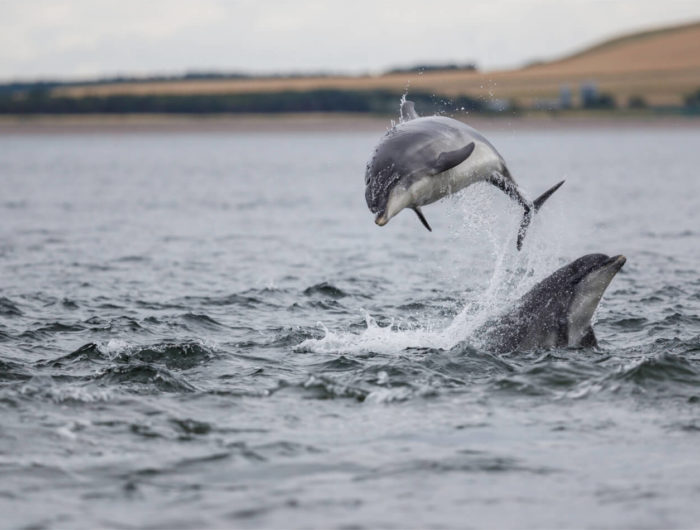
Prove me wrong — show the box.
[533,180,565,212]
[516,180,565,251]
[413,207,432,232]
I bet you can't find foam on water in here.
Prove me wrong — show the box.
[300,187,566,355]
[296,313,453,353]
[5,124,699,529]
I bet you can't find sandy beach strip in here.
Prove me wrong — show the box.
[0,112,698,135]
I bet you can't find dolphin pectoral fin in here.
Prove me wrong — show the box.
[401,99,420,121]
[432,142,476,175]
[413,207,432,231]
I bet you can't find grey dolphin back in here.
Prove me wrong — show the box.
[476,254,623,352]
[386,119,476,180]
[478,278,570,351]
[365,117,477,215]
[398,99,481,184]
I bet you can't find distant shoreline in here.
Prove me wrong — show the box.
[0,112,698,135]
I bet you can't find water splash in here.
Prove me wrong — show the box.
[296,312,453,354]
[299,188,564,355]
[398,92,409,124]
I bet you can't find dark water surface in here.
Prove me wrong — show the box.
[1,122,700,529]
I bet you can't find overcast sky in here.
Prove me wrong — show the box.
[1,0,699,82]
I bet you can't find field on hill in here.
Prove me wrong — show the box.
[52,21,700,108]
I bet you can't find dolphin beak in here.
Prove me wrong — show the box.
[611,255,626,269]
[375,212,388,226]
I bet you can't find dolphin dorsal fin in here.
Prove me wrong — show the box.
[431,142,475,175]
[400,99,419,121]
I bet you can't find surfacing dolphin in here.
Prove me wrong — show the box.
[476,254,626,352]
[364,100,564,250]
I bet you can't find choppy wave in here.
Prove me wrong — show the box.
[4,125,700,529]
[0,297,23,317]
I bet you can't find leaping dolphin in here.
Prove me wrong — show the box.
[364,100,564,250]
[476,254,626,352]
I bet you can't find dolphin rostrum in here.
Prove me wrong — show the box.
[364,99,564,250]
[476,254,626,352]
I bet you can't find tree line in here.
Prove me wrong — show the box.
[0,89,486,115]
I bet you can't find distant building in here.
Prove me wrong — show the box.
[485,99,510,112]
[559,85,572,109]
[580,82,599,107]
[532,98,561,111]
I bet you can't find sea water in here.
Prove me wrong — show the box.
[1,121,699,528]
